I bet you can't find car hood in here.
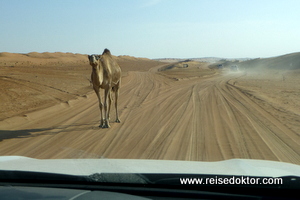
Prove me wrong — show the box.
[0,156,299,177]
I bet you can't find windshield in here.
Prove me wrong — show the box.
[0,0,299,177]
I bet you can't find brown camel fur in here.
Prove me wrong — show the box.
[88,49,121,128]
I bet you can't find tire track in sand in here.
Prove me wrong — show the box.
[0,68,299,164]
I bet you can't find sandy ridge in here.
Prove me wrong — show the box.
[0,53,299,165]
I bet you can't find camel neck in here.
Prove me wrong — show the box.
[92,63,103,85]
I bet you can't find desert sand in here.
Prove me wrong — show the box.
[0,52,299,165]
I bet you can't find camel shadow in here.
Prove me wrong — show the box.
[0,123,96,142]
[0,128,54,142]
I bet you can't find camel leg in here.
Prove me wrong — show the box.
[103,88,111,128]
[94,88,104,127]
[107,91,112,121]
[114,83,121,123]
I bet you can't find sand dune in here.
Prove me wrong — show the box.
[240,52,300,70]
[0,52,299,164]
[0,52,161,120]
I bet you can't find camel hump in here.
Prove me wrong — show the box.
[102,48,111,55]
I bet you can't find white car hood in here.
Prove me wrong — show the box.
[0,156,299,177]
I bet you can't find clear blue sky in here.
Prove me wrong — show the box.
[1,0,300,58]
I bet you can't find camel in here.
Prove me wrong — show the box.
[88,49,121,128]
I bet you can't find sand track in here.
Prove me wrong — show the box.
[0,65,299,164]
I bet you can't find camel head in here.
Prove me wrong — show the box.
[88,54,100,68]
